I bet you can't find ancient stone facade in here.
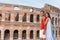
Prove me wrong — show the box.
[0,3,60,40]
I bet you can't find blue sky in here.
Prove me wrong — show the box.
[0,0,60,8]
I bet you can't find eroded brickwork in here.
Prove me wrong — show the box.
[0,3,60,40]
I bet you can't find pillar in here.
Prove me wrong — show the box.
[10,30,13,40]
[26,30,30,40]
[1,30,4,40]
[19,12,22,22]
[2,11,5,21]
[11,11,15,22]
[54,17,55,27]
[39,15,41,22]
[34,30,36,40]
[34,14,36,23]
[18,30,22,40]
[27,13,30,22]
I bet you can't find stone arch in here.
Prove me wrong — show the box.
[4,29,10,40]
[13,30,18,40]
[30,30,33,39]
[30,14,34,22]
[36,30,39,39]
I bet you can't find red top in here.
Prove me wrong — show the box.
[40,16,46,30]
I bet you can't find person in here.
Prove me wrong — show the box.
[45,12,55,40]
[40,10,46,40]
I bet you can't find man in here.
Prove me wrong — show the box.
[40,10,46,40]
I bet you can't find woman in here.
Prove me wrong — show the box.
[45,12,55,40]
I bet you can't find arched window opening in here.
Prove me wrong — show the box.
[30,30,33,39]
[30,14,33,22]
[56,30,57,37]
[55,18,57,25]
[22,30,26,39]
[22,13,26,22]
[36,30,39,39]
[36,15,39,22]
[5,12,11,21]
[4,30,10,40]
[59,30,60,37]
[13,30,18,40]
[52,17,54,24]
[15,13,19,21]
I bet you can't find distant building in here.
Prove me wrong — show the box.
[0,3,60,40]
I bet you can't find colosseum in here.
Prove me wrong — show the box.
[0,3,60,40]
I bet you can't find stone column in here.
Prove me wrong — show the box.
[2,11,5,21]
[26,30,30,40]
[11,11,15,22]
[19,12,22,22]
[34,15,36,23]
[33,30,36,40]
[39,16,41,24]
[54,17,55,27]
[27,13,30,22]
[18,30,22,40]
[1,30,4,40]
[10,30,13,40]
